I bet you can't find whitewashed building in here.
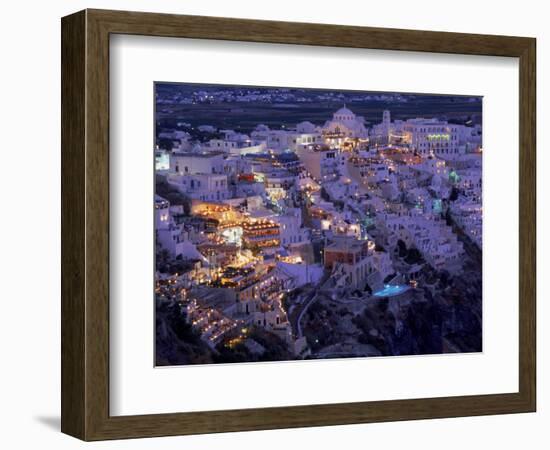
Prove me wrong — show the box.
[322,106,368,139]
[167,173,230,202]
[170,151,225,175]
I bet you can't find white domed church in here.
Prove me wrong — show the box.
[322,105,368,138]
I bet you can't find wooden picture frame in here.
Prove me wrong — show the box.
[61,8,536,441]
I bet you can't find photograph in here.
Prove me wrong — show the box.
[1,1,541,446]
[154,83,483,366]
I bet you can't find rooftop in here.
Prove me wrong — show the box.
[325,236,371,253]
[335,106,355,116]
[172,151,225,158]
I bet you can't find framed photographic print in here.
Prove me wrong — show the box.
[61,9,536,440]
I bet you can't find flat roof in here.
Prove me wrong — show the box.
[172,151,224,158]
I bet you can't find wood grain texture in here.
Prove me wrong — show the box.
[61,10,86,438]
[60,8,537,441]
[518,38,536,410]
[89,8,532,56]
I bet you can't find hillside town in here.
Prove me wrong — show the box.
[155,88,483,366]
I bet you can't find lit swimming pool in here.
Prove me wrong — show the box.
[373,284,410,298]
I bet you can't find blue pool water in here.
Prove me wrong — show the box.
[373,284,410,298]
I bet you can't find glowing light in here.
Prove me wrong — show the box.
[426,134,450,141]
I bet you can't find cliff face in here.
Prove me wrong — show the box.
[393,294,481,356]
[351,262,482,357]
[155,299,214,366]
[156,297,296,366]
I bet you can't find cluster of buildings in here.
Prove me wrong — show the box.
[155,105,483,358]
[156,87,412,108]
